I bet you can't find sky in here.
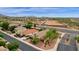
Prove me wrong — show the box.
[0,7,79,17]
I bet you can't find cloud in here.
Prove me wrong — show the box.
[0,7,79,17]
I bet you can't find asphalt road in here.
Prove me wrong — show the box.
[40,25,79,34]
[53,27,79,34]
[57,33,77,51]
[0,31,39,51]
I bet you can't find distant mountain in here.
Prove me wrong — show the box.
[0,14,7,17]
[0,14,10,20]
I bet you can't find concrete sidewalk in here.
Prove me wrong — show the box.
[0,30,42,51]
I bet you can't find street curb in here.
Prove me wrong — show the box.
[0,30,44,51]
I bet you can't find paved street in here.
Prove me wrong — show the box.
[53,27,79,34]
[39,25,79,34]
[57,33,77,51]
[0,31,39,51]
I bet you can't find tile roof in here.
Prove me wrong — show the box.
[23,29,38,35]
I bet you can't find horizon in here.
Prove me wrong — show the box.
[0,7,79,17]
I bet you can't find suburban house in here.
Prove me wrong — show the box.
[22,29,38,36]
[15,26,26,36]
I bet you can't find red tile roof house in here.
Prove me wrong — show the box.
[22,29,38,36]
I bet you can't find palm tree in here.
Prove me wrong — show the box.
[44,29,59,47]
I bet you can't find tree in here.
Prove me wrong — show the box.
[32,34,40,45]
[8,26,16,33]
[44,29,59,47]
[1,21,9,30]
[6,40,19,51]
[0,34,4,38]
[34,23,36,27]
[24,21,33,29]
[0,40,6,47]
[75,35,79,43]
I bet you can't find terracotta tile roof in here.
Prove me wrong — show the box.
[23,29,38,35]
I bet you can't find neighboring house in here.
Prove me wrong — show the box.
[15,26,38,36]
[15,26,26,36]
[22,29,38,36]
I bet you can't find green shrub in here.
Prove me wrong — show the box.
[24,22,33,29]
[32,35,40,44]
[38,28,43,31]
[1,21,9,30]
[75,35,79,43]
[6,40,19,51]
[8,26,16,33]
[0,40,6,47]
[0,34,4,38]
